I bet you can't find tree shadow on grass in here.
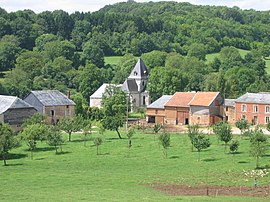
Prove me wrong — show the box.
[6,153,27,160]
[98,152,110,156]
[36,147,56,152]
[202,158,219,162]
[56,151,71,155]
[2,163,23,167]
[107,137,125,140]
[262,154,270,157]
[238,161,248,164]
[169,155,179,159]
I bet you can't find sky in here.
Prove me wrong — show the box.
[1,0,270,14]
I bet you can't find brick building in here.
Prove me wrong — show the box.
[164,92,196,125]
[235,92,270,125]
[146,95,172,124]
[189,92,224,126]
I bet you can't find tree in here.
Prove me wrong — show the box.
[20,123,49,159]
[126,128,135,148]
[47,126,64,154]
[22,113,45,127]
[249,129,267,168]
[102,86,127,139]
[82,120,92,147]
[235,118,250,138]
[58,116,83,142]
[187,43,207,61]
[193,134,211,161]
[94,137,103,155]
[153,123,162,134]
[159,133,170,158]
[229,140,239,158]
[187,125,199,152]
[213,122,232,152]
[82,42,104,67]
[0,123,19,166]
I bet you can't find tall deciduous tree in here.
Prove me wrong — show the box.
[102,86,127,139]
[193,134,211,161]
[0,123,19,166]
[47,126,64,154]
[213,122,232,152]
[58,116,83,142]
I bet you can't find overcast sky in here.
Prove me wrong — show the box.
[1,0,270,14]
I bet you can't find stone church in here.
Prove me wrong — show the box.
[90,58,150,110]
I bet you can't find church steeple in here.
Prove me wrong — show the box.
[128,58,149,79]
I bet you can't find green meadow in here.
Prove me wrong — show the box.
[1,130,269,201]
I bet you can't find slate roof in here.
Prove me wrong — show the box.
[165,92,196,107]
[128,58,149,79]
[189,92,220,106]
[147,95,173,109]
[29,90,75,106]
[0,95,35,114]
[122,79,138,92]
[224,99,235,107]
[236,93,270,104]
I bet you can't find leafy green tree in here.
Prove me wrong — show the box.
[22,113,45,127]
[102,86,127,139]
[187,125,199,152]
[187,43,207,61]
[58,116,83,142]
[141,50,167,69]
[20,123,49,159]
[235,118,250,138]
[159,133,170,158]
[193,134,211,161]
[0,40,21,71]
[126,128,135,148]
[35,34,58,51]
[0,123,19,166]
[94,137,103,155]
[229,140,239,158]
[249,129,268,168]
[82,42,104,67]
[153,123,162,134]
[82,120,92,147]
[47,126,64,154]
[213,122,232,152]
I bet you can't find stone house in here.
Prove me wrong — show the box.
[223,99,235,124]
[235,92,270,125]
[24,90,76,124]
[164,92,196,125]
[0,95,37,131]
[90,58,150,111]
[189,92,224,126]
[146,95,172,124]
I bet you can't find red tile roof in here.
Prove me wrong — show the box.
[164,92,196,107]
[189,92,220,106]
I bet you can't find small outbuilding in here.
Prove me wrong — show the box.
[24,90,76,124]
[0,95,37,131]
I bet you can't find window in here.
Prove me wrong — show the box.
[254,105,258,113]
[66,105,69,109]
[155,109,158,114]
[142,81,145,86]
[143,96,146,105]
[226,107,228,112]
[226,116,228,121]
[50,110,55,116]
[266,106,270,113]
[134,71,138,76]
[242,114,246,120]
[266,117,270,124]
[241,104,246,112]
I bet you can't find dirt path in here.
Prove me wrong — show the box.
[150,183,270,198]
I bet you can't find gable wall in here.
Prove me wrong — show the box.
[24,93,44,113]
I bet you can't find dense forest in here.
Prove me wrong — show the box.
[1,1,270,111]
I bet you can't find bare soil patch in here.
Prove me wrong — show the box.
[150,183,270,198]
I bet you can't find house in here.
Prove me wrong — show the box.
[235,92,270,125]
[164,92,196,125]
[90,84,121,108]
[90,58,150,111]
[189,92,224,126]
[223,99,235,124]
[146,95,173,124]
[24,90,76,124]
[0,95,37,131]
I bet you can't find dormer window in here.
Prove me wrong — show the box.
[134,71,138,76]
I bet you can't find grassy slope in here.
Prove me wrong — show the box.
[1,130,269,202]
[104,56,124,65]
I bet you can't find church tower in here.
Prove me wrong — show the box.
[128,58,149,92]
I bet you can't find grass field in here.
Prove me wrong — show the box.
[104,56,125,65]
[1,129,270,201]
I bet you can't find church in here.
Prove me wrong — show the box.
[89,58,150,111]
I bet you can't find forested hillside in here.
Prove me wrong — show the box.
[0,1,270,108]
